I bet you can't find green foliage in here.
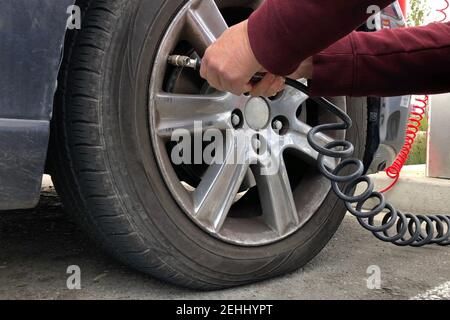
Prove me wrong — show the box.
[407,0,431,26]
[406,132,427,165]
[399,1,431,165]
[419,113,428,131]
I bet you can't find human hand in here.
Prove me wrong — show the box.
[249,73,286,97]
[288,57,313,80]
[200,20,285,97]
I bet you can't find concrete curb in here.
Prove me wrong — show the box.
[357,165,450,215]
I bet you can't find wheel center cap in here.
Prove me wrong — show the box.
[244,98,270,130]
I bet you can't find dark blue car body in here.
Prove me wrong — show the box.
[0,0,73,209]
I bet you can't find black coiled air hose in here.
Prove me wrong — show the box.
[167,55,450,247]
[285,78,450,247]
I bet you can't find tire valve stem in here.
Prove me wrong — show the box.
[168,55,266,84]
[167,55,201,70]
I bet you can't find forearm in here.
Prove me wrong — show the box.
[310,22,450,97]
[248,0,394,75]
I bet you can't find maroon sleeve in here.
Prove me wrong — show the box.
[247,0,394,75]
[310,22,450,97]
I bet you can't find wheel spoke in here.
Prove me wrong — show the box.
[154,92,232,138]
[186,0,228,54]
[254,158,299,235]
[287,122,337,169]
[193,138,249,233]
[271,86,309,116]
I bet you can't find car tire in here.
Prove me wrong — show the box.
[49,0,368,290]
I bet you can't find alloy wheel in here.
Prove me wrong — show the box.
[149,0,345,246]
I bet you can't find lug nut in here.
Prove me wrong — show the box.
[272,120,283,132]
[252,137,261,152]
[231,114,241,128]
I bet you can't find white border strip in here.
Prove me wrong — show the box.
[411,281,450,300]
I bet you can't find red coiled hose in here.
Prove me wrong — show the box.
[381,0,448,193]
[436,0,449,21]
[380,96,429,193]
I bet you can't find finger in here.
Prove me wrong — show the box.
[229,75,253,96]
[200,58,220,90]
[199,61,207,80]
[274,77,286,93]
[204,64,225,92]
[249,74,276,97]
[229,81,252,96]
[259,76,285,98]
[199,51,210,80]
[265,76,285,97]
[206,71,222,91]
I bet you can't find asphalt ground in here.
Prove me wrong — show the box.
[0,180,449,300]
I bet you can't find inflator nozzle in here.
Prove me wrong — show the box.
[167,55,201,70]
